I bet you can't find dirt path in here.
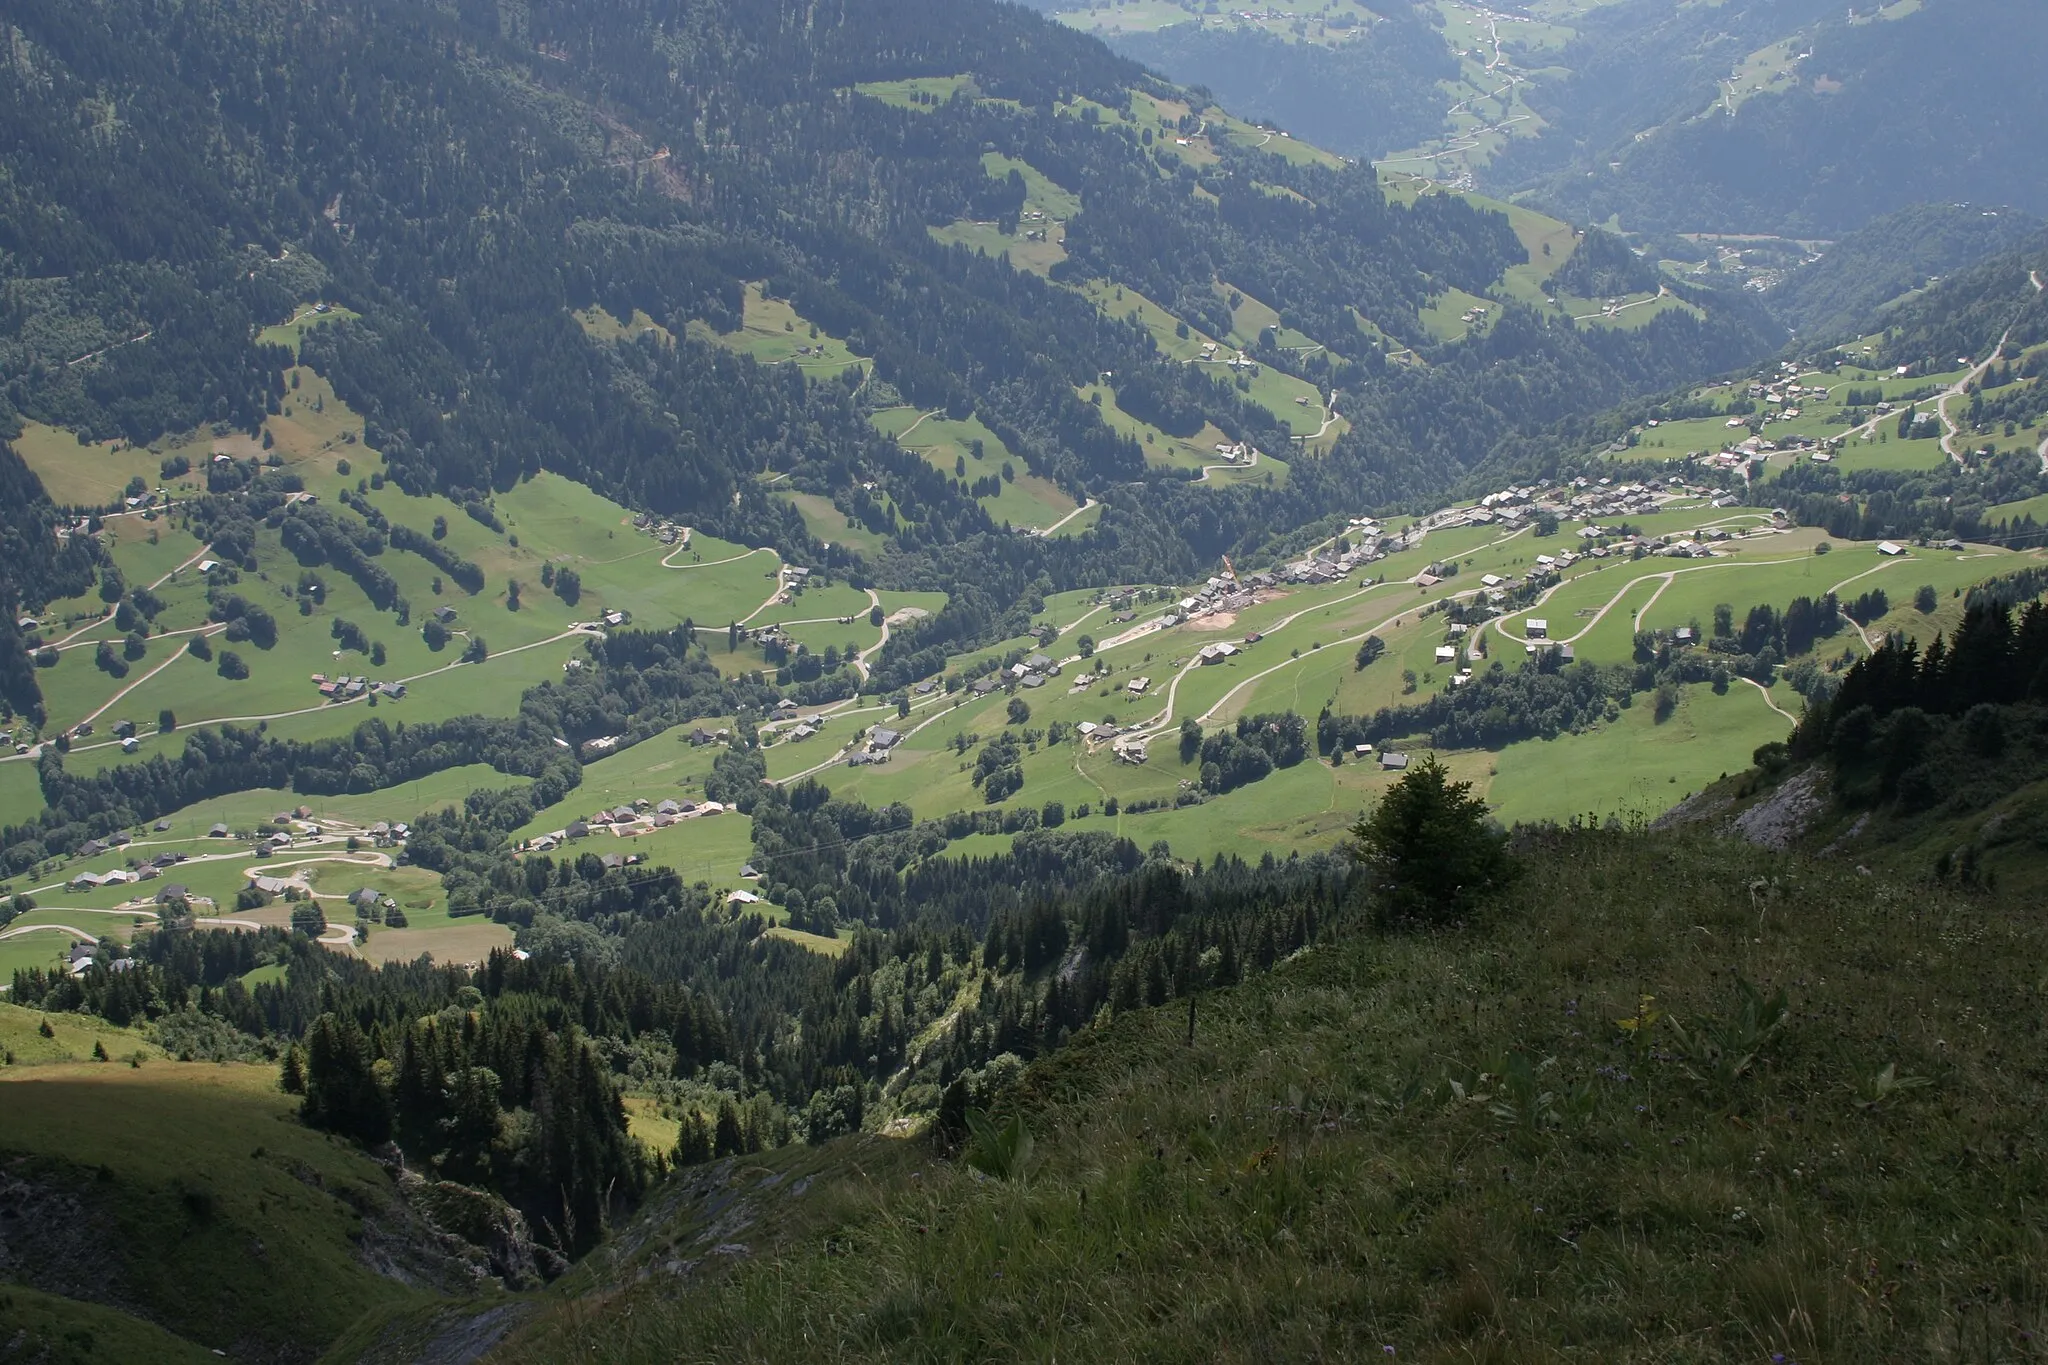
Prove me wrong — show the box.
[65,330,153,368]
[54,620,222,654]
[1825,558,1909,650]
[892,408,947,444]
[1132,574,1408,738]
[248,851,395,876]
[661,542,770,571]
[1195,449,1256,483]
[1035,498,1096,535]
[0,922,102,945]
[74,625,227,729]
[767,678,964,786]
[1629,574,1678,634]
[149,543,215,591]
[1571,286,1671,324]
[1477,547,1822,655]
[1191,583,1487,731]
[1307,395,1342,441]
[21,905,161,921]
[1556,570,1667,645]
[853,590,887,680]
[45,540,214,654]
[1745,677,1798,725]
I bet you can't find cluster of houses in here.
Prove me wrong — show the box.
[311,672,406,702]
[1195,340,1261,375]
[63,942,136,977]
[1061,718,1147,764]
[967,650,1063,696]
[1263,520,1391,588]
[842,725,904,766]
[525,796,727,851]
[630,511,689,548]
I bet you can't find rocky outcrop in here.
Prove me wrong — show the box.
[1731,766,1829,851]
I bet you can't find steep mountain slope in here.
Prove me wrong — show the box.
[1768,203,2045,343]
[1105,6,1455,161]
[479,825,2047,1362]
[1869,228,2048,370]
[1508,0,2048,234]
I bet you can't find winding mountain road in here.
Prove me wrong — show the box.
[1938,330,2011,463]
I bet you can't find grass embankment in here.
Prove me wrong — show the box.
[497,829,2045,1361]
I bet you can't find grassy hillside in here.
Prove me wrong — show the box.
[490,826,2044,1361]
[0,1058,458,1360]
[0,1286,225,1365]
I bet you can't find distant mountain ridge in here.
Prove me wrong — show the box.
[1769,204,2047,343]
[1511,0,2048,234]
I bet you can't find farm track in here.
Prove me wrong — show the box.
[0,922,103,944]
[1746,677,1798,725]
[75,624,228,729]
[1035,498,1096,535]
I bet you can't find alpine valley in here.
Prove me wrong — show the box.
[3,1,2047,1360]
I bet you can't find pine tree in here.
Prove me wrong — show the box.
[713,1099,745,1158]
[674,1111,714,1165]
[1350,755,1518,927]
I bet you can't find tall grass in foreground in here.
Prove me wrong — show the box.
[503,829,2048,1362]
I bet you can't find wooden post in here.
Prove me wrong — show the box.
[1186,993,1196,1047]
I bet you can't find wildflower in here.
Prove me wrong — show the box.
[1616,994,1660,1035]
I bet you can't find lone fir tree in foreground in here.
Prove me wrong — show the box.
[1350,754,1516,926]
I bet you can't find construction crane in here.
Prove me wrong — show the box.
[1221,554,1238,582]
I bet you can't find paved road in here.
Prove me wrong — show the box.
[1938,331,2011,463]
